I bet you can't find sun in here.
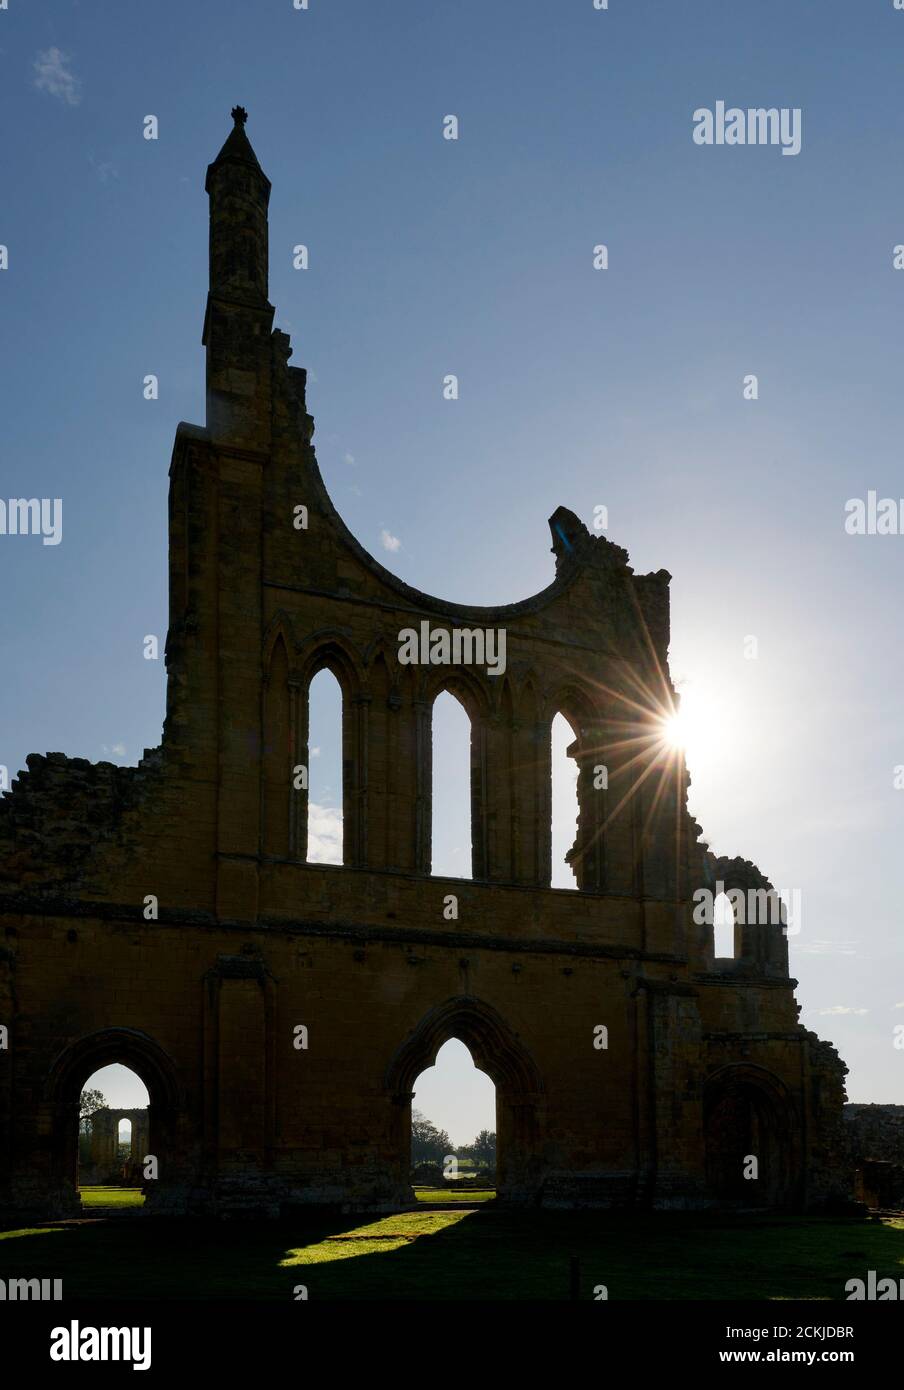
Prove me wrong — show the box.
[658,683,728,763]
[662,711,688,750]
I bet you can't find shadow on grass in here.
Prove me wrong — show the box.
[0,1209,902,1301]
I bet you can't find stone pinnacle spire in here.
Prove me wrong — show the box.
[204,107,271,304]
[202,108,275,445]
[207,105,267,180]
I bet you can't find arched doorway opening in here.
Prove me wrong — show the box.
[704,1065,797,1208]
[46,1028,182,1217]
[386,998,544,1207]
[79,1064,150,1208]
[409,1039,496,1201]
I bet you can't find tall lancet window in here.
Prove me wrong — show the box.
[550,712,580,889]
[713,891,737,960]
[431,690,472,880]
[306,668,343,865]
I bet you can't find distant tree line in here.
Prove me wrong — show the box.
[411,1109,496,1167]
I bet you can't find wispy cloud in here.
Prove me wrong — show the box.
[813,1005,869,1016]
[306,803,342,864]
[88,153,119,184]
[380,529,401,553]
[344,452,355,466]
[33,48,82,106]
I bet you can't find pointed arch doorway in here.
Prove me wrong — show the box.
[703,1064,799,1208]
[45,1027,183,1217]
[385,998,545,1205]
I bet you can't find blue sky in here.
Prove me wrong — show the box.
[4,0,904,1138]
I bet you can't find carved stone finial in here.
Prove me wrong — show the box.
[231,105,248,127]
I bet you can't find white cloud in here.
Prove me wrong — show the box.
[306,803,342,864]
[310,746,320,758]
[344,452,355,466]
[380,529,401,553]
[813,1005,868,1016]
[33,48,82,106]
[795,939,859,956]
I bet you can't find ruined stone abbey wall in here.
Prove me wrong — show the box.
[0,111,849,1219]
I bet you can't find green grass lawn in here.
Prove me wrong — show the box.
[78,1187,145,1209]
[0,1207,901,1300]
[413,1186,496,1204]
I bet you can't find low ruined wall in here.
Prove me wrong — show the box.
[844,1104,904,1207]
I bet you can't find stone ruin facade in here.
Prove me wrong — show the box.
[80,1108,149,1185]
[0,110,850,1219]
[844,1104,904,1209]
